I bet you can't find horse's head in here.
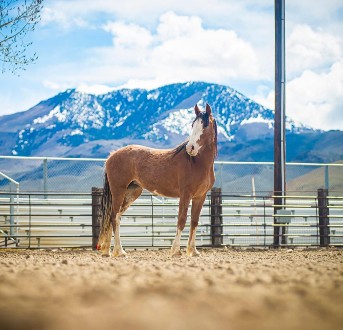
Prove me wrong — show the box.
[186,103,217,157]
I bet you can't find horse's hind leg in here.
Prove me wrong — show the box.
[112,212,125,257]
[120,182,143,214]
[100,222,113,257]
[113,182,143,257]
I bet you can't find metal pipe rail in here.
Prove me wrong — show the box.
[0,190,342,249]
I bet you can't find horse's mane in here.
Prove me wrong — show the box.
[173,140,188,155]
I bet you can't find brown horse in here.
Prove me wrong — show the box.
[97,103,217,257]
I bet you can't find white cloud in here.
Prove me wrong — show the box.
[253,23,343,130]
[286,60,343,130]
[287,24,342,77]
[41,6,90,29]
[255,60,343,130]
[156,12,203,40]
[43,80,66,90]
[41,0,269,27]
[76,83,118,95]
[287,0,343,25]
[85,12,260,88]
[37,11,261,91]
[103,22,153,49]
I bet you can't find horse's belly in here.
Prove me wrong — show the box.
[146,185,179,198]
[132,174,178,197]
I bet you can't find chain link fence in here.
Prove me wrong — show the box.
[1,156,342,195]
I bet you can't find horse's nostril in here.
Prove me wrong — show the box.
[191,145,195,151]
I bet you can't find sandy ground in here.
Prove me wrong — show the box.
[0,248,342,330]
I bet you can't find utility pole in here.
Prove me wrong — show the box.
[274,0,286,246]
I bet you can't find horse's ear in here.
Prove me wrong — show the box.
[206,103,212,115]
[194,104,201,116]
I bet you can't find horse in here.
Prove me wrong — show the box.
[97,103,217,257]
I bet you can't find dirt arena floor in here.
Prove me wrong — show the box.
[0,247,342,330]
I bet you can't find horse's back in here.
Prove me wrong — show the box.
[108,144,167,161]
[106,144,170,175]
[105,144,182,195]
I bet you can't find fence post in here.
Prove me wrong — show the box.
[317,188,330,247]
[210,187,223,247]
[92,187,103,250]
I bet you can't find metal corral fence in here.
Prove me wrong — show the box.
[0,156,343,194]
[0,188,342,249]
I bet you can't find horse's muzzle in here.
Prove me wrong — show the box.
[186,143,198,157]
[187,150,197,157]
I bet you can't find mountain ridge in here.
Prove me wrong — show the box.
[0,81,342,163]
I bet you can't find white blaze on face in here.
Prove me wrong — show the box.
[186,118,204,156]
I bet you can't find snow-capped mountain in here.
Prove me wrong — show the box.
[0,81,342,162]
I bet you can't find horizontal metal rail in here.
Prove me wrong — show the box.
[0,190,342,249]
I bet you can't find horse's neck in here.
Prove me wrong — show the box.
[197,143,216,169]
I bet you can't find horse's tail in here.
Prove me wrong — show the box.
[97,170,113,250]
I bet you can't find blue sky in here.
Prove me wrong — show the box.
[1,0,342,130]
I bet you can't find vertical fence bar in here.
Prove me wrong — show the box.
[317,188,330,247]
[151,195,154,247]
[324,166,329,190]
[43,159,48,199]
[263,199,267,246]
[92,187,103,250]
[9,186,14,237]
[29,194,32,249]
[210,188,223,247]
[15,183,19,241]
[219,163,223,189]
[315,197,319,246]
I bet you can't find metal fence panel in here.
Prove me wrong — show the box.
[1,190,342,249]
[1,156,342,249]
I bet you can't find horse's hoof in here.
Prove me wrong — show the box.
[113,249,127,257]
[171,250,182,258]
[98,246,110,257]
[187,248,201,257]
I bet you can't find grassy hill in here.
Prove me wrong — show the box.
[287,160,343,194]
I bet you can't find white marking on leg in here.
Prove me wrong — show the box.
[101,228,112,257]
[189,227,196,248]
[113,213,127,257]
[171,228,182,257]
[187,227,201,257]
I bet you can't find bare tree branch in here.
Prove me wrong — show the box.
[0,0,44,74]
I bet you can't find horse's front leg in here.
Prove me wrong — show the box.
[187,194,207,257]
[171,196,190,257]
